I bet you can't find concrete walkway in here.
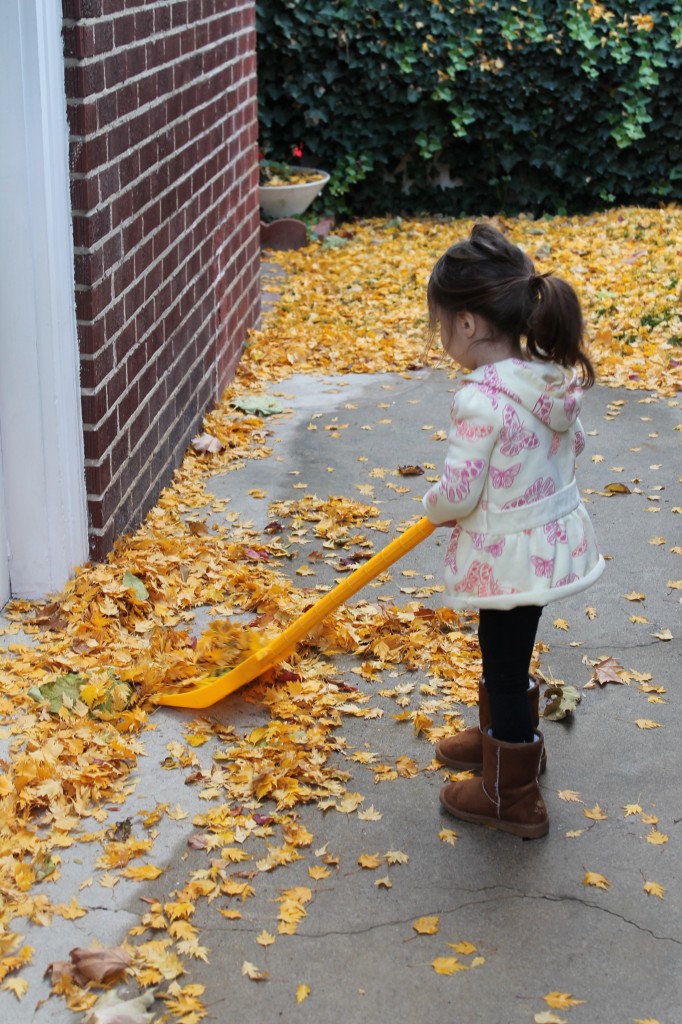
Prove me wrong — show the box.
[2,342,681,1022]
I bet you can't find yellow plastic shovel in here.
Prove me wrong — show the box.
[154,516,435,709]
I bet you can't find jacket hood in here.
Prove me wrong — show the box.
[465,358,582,433]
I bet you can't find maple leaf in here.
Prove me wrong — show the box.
[623,803,643,816]
[635,719,662,729]
[385,850,409,865]
[53,945,132,986]
[431,956,468,975]
[557,790,582,803]
[412,915,439,935]
[242,960,269,981]
[296,984,311,1003]
[308,864,331,880]
[1,977,29,1000]
[374,875,392,888]
[448,941,477,955]
[256,930,275,947]
[552,618,569,630]
[643,881,665,899]
[357,804,382,820]
[582,871,609,891]
[583,803,608,821]
[358,853,383,869]
[645,829,668,845]
[438,828,458,846]
[543,992,587,1009]
[590,656,624,686]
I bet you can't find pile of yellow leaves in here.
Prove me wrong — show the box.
[0,207,678,1015]
[250,207,682,394]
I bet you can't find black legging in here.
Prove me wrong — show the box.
[478,606,543,743]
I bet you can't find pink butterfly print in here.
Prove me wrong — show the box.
[489,462,521,489]
[530,555,554,578]
[474,364,505,408]
[452,417,494,441]
[533,394,554,425]
[445,525,461,573]
[484,537,506,557]
[499,405,539,457]
[573,429,586,456]
[544,519,568,545]
[503,476,555,509]
[548,432,561,459]
[469,532,506,557]
[440,458,485,504]
[454,560,513,597]
[572,528,588,556]
[554,572,579,587]
[564,385,580,423]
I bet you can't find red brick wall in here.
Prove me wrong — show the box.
[61,0,261,559]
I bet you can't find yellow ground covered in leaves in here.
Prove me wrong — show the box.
[0,207,679,1016]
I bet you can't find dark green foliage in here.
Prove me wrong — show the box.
[256,1,682,217]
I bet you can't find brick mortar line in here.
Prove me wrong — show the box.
[68,88,257,221]
[66,66,256,184]
[62,21,253,87]
[75,208,258,389]
[73,156,257,330]
[79,236,259,424]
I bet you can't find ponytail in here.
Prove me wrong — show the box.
[428,224,596,388]
[526,274,595,388]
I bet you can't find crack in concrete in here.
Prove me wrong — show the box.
[202,885,682,946]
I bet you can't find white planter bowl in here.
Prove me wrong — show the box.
[259,170,330,218]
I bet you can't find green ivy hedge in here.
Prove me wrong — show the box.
[256,1,682,216]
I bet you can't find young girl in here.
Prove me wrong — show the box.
[423,223,604,839]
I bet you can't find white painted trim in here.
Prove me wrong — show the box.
[0,435,9,609]
[0,0,88,600]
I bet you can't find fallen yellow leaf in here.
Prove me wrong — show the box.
[582,871,609,891]
[358,853,383,869]
[296,984,310,1003]
[583,803,608,821]
[635,719,663,729]
[643,881,665,899]
[242,960,268,981]
[544,992,587,1009]
[412,915,439,935]
[432,956,468,975]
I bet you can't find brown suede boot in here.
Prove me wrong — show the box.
[435,676,547,773]
[439,730,548,839]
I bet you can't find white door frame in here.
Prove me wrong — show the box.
[0,0,88,602]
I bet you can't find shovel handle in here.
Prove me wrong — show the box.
[155,516,435,707]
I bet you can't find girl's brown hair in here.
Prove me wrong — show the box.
[427,223,595,387]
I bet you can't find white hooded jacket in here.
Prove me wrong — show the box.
[423,357,605,610]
